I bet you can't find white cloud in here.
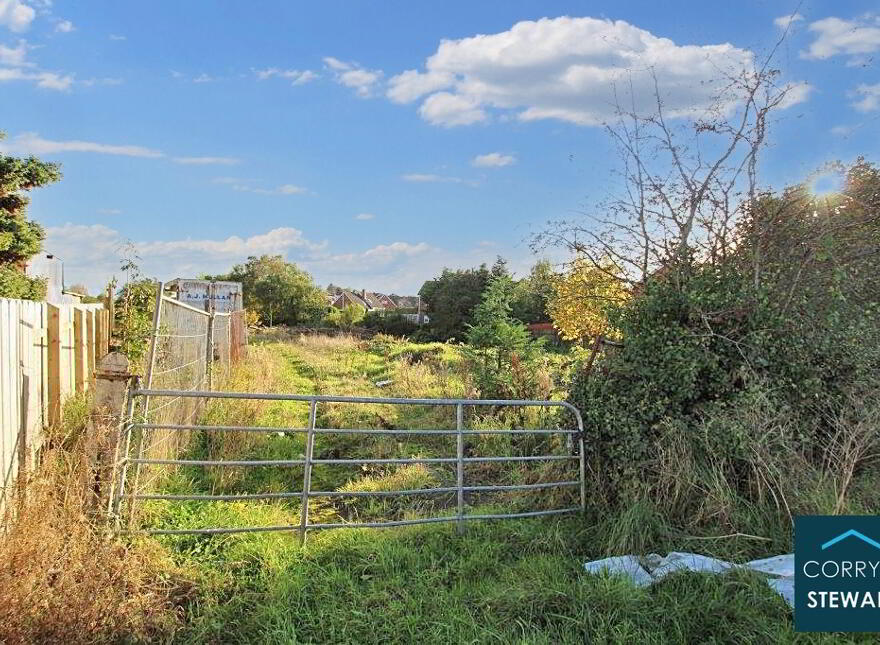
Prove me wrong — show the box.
[830,125,854,136]
[97,208,122,215]
[0,132,163,157]
[0,0,36,32]
[109,34,126,41]
[323,56,382,97]
[387,69,454,103]
[401,173,463,184]
[254,67,318,85]
[44,222,544,297]
[801,15,880,61]
[43,224,328,292]
[224,181,308,195]
[852,83,880,112]
[419,92,486,126]
[774,13,804,29]
[472,152,516,167]
[81,77,123,87]
[354,213,375,220]
[173,156,240,165]
[778,82,813,109]
[54,19,73,33]
[0,38,27,65]
[316,242,431,270]
[386,16,787,128]
[0,67,73,90]
[193,73,215,83]
[1,132,243,163]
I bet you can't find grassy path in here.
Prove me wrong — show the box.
[137,335,843,644]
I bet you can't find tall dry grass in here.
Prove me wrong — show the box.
[0,397,187,644]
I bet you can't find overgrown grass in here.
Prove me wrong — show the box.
[4,335,873,642]
[132,333,874,643]
[0,394,187,644]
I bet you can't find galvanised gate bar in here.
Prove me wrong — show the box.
[112,388,586,544]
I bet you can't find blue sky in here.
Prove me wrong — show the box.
[1,0,877,294]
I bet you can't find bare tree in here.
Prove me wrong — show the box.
[532,36,803,288]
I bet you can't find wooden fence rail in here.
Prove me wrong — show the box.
[1,298,110,508]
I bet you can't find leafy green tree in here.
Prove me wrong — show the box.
[0,130,61,299]
[324,303,364,331]
[418,257,509,341]
[510,259,556,324]
[217,255,326,326]
[464,274,545,399]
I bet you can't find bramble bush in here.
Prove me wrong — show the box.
[568,161,880,529]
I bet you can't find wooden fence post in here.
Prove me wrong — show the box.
[95,310,105,362]
[86,309,96,387]
[106,284,115,340]
[47,304,62,426]
[85,352,132,513]
[73,308,87,393]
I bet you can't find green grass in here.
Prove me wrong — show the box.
[135,333,867,644]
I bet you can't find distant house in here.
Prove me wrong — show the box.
[331,290,370,311]
[388,295,420,311]
[330,289,429,324]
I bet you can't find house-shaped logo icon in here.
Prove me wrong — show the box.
[822,530,880,551]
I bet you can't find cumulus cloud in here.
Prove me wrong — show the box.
[109,34,126,41]
[472,152,516,167]
[774,13,804,29]
[801,15,880,61]
[44,221,544,297]
[386,16,777,127]
[0,131,163,157]
[254,67,318,85]
[173,156,240,165]
[0,38,27,65]
[43,223,448,296]
[323,56,382,97]
[0,67,73,89]
[43,224,328,292]
[314,242,431,271]
[852,83,880,112]
[0,0,36,32]
[778,82,813,109]
[54,19,74,33]
[354,213,375,220]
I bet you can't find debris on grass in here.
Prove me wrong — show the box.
[584,552,795,607]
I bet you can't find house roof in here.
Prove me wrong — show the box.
[390,295,420,309]
[361,292,386,309]
[333,291,369,309]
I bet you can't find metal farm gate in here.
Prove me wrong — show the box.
[112,388,585,543]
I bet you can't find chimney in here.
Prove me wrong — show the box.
[361,289,367,300]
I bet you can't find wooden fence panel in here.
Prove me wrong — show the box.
[2,299,110,510]
[1,299,21,506]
